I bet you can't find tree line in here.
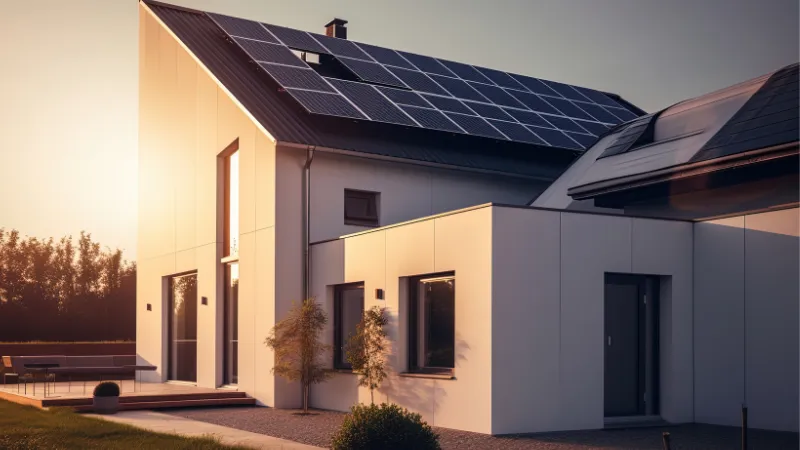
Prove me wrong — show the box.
[0,229,136,342]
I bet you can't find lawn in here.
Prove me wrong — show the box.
[0,400,249,450]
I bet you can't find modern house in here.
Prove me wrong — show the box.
[136,0,799,435]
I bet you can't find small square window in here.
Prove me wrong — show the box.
[408,273,455,374]
[344,189,380,227]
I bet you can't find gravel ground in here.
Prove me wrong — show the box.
[169,406,798,449]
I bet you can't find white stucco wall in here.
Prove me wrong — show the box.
[490,208,694,434]
[308,150,544,243]
[693,208,799,432]
[309,207,494,434]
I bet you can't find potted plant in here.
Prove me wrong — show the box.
[92,381,120,414]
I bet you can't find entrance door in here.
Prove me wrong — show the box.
[168,273,198,383]
[605,273,658,417]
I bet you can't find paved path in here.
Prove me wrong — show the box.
[87,410,323,450]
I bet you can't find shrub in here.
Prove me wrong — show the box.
[330,403,440,450]
[92,381,120,397]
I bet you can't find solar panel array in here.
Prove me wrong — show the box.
[208,12,642,151]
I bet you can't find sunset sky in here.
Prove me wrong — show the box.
[0,0,797,259]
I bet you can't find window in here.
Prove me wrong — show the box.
[168,273,198,383]
[344,189,379,227]
[408,273,455,374]
[334,284,365,369]
[598,112,661,159]
[224,263,239,385]
[223,144,240,257]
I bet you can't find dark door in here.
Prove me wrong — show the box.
[604,278,641,417]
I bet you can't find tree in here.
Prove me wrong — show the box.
[345,306,389,405]
[265,298,332,413]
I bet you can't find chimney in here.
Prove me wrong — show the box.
[325,18,348,39]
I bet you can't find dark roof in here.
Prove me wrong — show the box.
[144,1,627,179]
[691,63,799,163]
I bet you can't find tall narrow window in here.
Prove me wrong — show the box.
[224,263,239,385]
[168,273,198,383]
[408,273,455,374]
[224,148,240,257]
[334,283,365,369]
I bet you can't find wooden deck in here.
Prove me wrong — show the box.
[0,380,255,411]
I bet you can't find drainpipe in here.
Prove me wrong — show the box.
[302,146,316,301]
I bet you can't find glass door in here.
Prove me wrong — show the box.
[224,263,239,385]
[168,273,198,383]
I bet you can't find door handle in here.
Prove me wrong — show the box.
[607,336,612,346]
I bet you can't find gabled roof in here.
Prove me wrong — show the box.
[142,1,644,180]
[533,63,799,208]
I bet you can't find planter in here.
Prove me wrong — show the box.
[93,395,119,414]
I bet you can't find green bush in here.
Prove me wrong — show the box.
[330,403,441,450]
[92,381,120,397]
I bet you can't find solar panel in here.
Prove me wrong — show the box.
[445,113,507,140]
[421,95,473,115]
[427,74,488,102]
[606,106,639,122]
[510,75,562,98]
[573,101,622,124]
[541,80,592,102]
[208,13,279,43]
[208,11,645,150]
[505,90,562,116]
[376,86,432,108]
[573,120,609,137]
[540,115,589,134]
[467,82,526,108]
[475,67,528,91]
[400,106,462,133]
[487,120,547,145]
[258,63,335,92]
[503,109,555,128]
[264,24,329,54]
[398,52,455,77]
[354,43,416,69]
[312,34,370,60]
[463,102,516,122]
[543,97,596,121]
[438,59,494,84]
[564,131,598,149]
[527,126,582,150]
[286,89,366,119]
[328,79,416,126]
[599,115,654,157]
[385,67,450,96]
[337,57,407,88]
[234,38,307,67]
[571,86,622,108]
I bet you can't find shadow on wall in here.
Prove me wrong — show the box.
[694,220,799,432]
[379,333,470,426]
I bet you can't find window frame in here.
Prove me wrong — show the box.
[221,140,240,258]
[333,282,365,370]
[407,272,456,375]
[344,189,380,227]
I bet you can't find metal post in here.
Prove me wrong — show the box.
[742,404,748,450]
[662,432,671,450]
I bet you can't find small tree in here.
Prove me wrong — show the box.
[265,298,332,413]
[345,306,389,405]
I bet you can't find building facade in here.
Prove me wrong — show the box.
[137,0,799,435]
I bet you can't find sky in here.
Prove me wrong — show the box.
[0,0,797,260]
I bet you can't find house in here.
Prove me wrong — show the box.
[136,0,799,435]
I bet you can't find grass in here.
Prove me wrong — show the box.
[0,400,250,450]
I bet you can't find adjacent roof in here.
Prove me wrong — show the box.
[533,63,799,208]
[142,1,645,180]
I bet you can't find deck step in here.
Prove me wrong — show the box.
[41,391,247,407]
[73,397,256,412]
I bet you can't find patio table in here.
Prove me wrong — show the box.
[23,364,59,397]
